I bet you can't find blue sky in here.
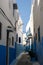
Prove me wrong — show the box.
[16,0,32,32]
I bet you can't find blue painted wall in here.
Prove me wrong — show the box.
[33,38,36,53]
[16,43,25,57]
[9,47,16,64]
[0,44,16,65]
[0,45,6,65]
[25,45,30,52]
[33,37,43,65]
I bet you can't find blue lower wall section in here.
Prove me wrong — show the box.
[0,45,16,65]
[33,38,36,53]
[33,37,43,65]
[9,47,16,64]
[36,38,43,65]
[0,45,6,65]
[16,43,25,57]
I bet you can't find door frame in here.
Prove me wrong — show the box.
[6,29,13,65]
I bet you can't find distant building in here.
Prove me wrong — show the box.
[16,16,23,44]
[15,16,25,56]
[23,33,26,45]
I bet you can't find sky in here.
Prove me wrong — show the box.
[16,0,32,32]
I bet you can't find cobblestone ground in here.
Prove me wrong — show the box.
[15,52,40,65]
[16,53,32,65]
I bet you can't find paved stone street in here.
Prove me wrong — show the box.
[14,52,40,65]
[16,52,32,65]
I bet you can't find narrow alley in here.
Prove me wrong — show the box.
[0,0,43,65]
[11,52,40,65]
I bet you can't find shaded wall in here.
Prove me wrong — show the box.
[16,43,25,57]
[36,37,43,65]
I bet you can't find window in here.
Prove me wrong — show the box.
[12,37,14,45]
[13,4,18,9]
[19,37,21,43]
[13,4,18,16]
[38,26,40,42]
[0,22,2,40]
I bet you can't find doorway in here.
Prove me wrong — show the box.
[6,29,13,65]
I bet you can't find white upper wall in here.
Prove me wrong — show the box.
[23,33,26,45]
[17,16,23,32]
[13,0,16,3]
[13,0,19,21]
[17,16,23,34]
[26,4,34,36]
[0,0,15,26]
[37,0,40,6]
[18,16,23,26]
[16,16,23,44]
[14,10,19,21]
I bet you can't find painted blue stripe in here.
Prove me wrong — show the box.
[0,45,6,65]
[34,37,43,65]
[9,47,16,64]
[0,44,16,65]
[16,43,25,57]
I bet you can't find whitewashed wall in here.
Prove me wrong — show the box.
[26,4,34,36]
[23,33,26,45]
[0,0,15,26]
[16,16,23,44]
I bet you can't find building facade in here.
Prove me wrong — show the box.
[0,0,19,65]
[32,0,43,65]
[23,33,26,46]
[16,16,23,44]
[15,16,25,56]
